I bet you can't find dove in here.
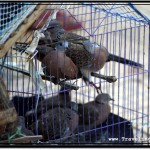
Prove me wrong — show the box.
[25,86,78,128]
[13,43,79,85]
[29,86,72,116]
[41,50,79,81]
[29,107,79,142]
[38,20,143,93]
[78,93,114,130]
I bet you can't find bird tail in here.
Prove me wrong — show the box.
[107,53,143,68]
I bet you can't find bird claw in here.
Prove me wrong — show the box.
[59,80,79,91]
[89,81,102,94]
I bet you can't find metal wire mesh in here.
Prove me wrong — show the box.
[0,2,37,45]
[0,3,149,145]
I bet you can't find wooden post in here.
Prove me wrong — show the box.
[0,76,17,138]
[0,4,49,58]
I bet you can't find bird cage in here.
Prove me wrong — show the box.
[0,3,36,45]
[0,2,149,146]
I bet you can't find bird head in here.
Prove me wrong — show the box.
[82,40,99,54]
[47,19,62,29]
[55,40,69,51]
[46,20,65,42]
[95,93,114,104]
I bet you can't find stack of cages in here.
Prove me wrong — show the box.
[0,2,150,145]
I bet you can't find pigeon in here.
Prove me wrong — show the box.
[39,19,143,93]
[29,107,79,142]
[29,86,72,116]
[78,93,114,130]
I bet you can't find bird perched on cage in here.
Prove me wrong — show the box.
[39,19,143,93]
[78,93,113,130]
[29,107,79,142]
[13,43,79,86]
[40,49,79,82]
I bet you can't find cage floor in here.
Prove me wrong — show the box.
[11,95,134,145]
[64,113,134,145]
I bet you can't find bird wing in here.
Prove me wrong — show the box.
[62,33,95,83]
[61,32,89,44]
[65,42,93,68]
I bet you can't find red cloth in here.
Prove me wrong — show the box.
[30,10,82,31]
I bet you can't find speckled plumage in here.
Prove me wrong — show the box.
[39,20,94,69]
[60,31,88,43]
[42,21,110,89]
[39,20,143,93]
[36,89,71,116]
[65,42,93,68]
[29,107,79,141]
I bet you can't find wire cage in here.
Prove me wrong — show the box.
[0,2,150,145]
[0,2,37,45]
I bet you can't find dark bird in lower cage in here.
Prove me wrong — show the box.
[78,93,114,130]
[25,86,78,131]
[38,19,143,93]
[29,107,79,142]
[37,91,76,116]
[25,86,75,116]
